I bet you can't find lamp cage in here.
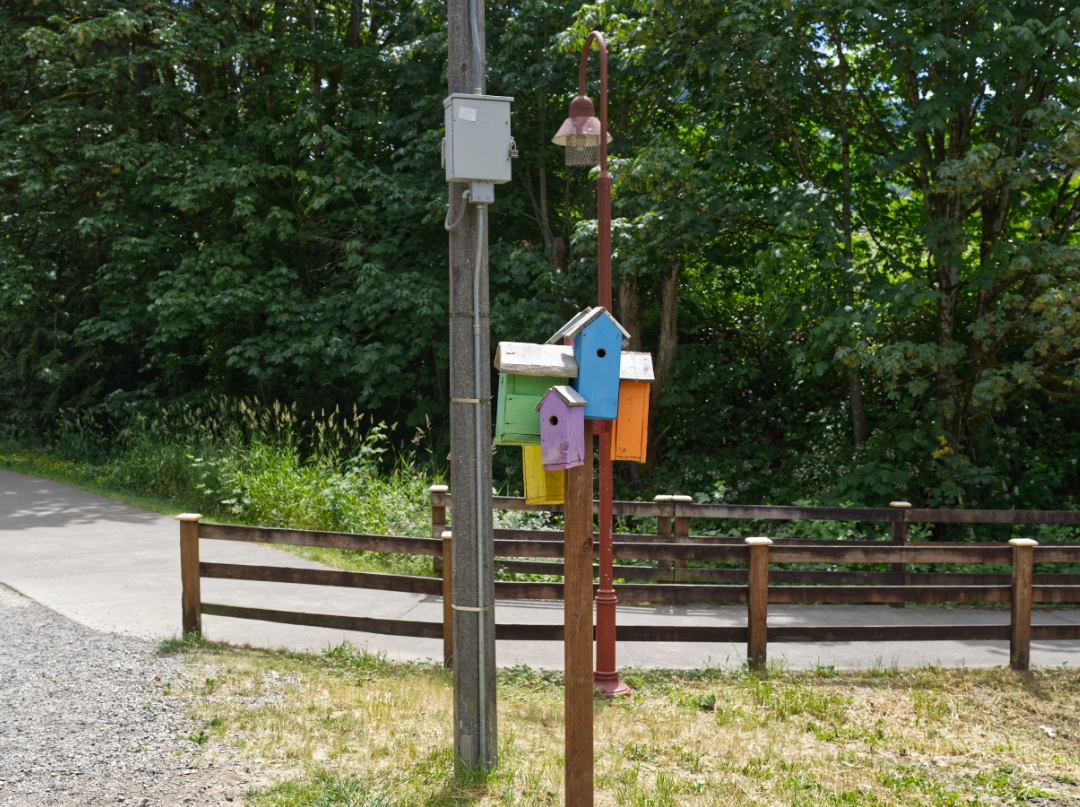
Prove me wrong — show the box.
[564,134,601,167]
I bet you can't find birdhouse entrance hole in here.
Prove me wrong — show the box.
[597,348,607,358]
[549,415,559,426]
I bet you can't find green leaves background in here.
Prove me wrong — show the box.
[3,0,1080,511]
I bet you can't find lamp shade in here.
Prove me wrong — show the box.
[551,95,613,167]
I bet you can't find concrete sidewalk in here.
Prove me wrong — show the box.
[2,468,1079,670]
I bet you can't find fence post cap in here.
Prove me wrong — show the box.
[175,513,203,522]
[671,495,694,503]
[745,536,773,546]
[653,495,674,502]
[441,530,453,540]
[890,501,912,508]
[1009,538,1038,547]
[429,484,449,493]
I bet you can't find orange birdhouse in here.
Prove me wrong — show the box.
[610,352,654,463]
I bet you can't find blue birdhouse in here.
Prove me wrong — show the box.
[547,307,629,421]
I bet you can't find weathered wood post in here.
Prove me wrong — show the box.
[890,501,911,608]
[654,495,674,581]
[430,484,449,576]
[564,423,595,806]
[746,537,772,672]
[176,513,203,637]
[672,495,693,582]
[442,530,454,667]
[1010,538,1037,671]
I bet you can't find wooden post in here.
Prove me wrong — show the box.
[442,530,454,667]
[672,495,692,582]
[746,537,772,672]
[176,513,203,637]
[564,423,595,806]
[654,495,674,581]
[431,485,449,576]
[1010,538,1037,671]
[890,501,911,608]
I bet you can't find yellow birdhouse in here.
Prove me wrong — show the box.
[522,444,565,505]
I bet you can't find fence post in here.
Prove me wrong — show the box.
[430,485,449,576]
[746,537,772,672]
[1010,538,1037,671]
[176,513,203,637]
[442,530,453,667]
[654,495,674,581]
[890,501,911,608]
[672,495,693,582]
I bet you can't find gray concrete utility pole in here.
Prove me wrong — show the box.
[447,0,497,773]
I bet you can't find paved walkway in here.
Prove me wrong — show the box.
[3,469,1080,670]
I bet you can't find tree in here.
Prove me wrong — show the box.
[631,0,1080,479]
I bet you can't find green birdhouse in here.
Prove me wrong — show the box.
[493,342,578,446]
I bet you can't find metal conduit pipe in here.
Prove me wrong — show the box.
[472,200,488,763]
[468,0,483,93]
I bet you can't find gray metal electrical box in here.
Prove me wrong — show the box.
[443,93,514,184]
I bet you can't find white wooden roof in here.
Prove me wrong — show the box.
[535,385,587,411]
[494,342,578,377]
[620,351,655,382]
[545,306,631,347]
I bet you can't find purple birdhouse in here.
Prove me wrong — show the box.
[535,385,587,471]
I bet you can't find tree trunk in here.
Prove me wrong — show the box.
[537,158,566,270]
[834,27,866,449]
[346,0,363,47]
[930,192,965,439]
[523,98,566,271]
[644,259,682,474]
[936,256,961,435]
[306,0,322,158]
[618,270,642,351]
[849,370,866,446]
[306,0,322,97]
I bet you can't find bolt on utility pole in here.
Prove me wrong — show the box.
[447,0,497,773]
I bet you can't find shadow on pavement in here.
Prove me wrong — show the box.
[0,470,164,529]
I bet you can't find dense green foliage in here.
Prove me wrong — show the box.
[3,0,1080,509]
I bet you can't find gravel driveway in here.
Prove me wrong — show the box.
[0,585,249,806]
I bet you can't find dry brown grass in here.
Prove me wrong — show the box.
[170,641,1080,806]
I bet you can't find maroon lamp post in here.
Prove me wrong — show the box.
[552,30,630,698]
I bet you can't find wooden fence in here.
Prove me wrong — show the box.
[176,489,1080,671]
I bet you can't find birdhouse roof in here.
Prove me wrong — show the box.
[494,342,578,377]
[545,306,631,347]
[535,385,587,411]
[620,351,655,381]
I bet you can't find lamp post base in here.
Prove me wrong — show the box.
[593,671,631,698]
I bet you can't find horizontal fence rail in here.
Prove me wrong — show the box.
[176,492,1080,670]
[434,491,1080,525]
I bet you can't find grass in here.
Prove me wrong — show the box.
[161,638,1080,806]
